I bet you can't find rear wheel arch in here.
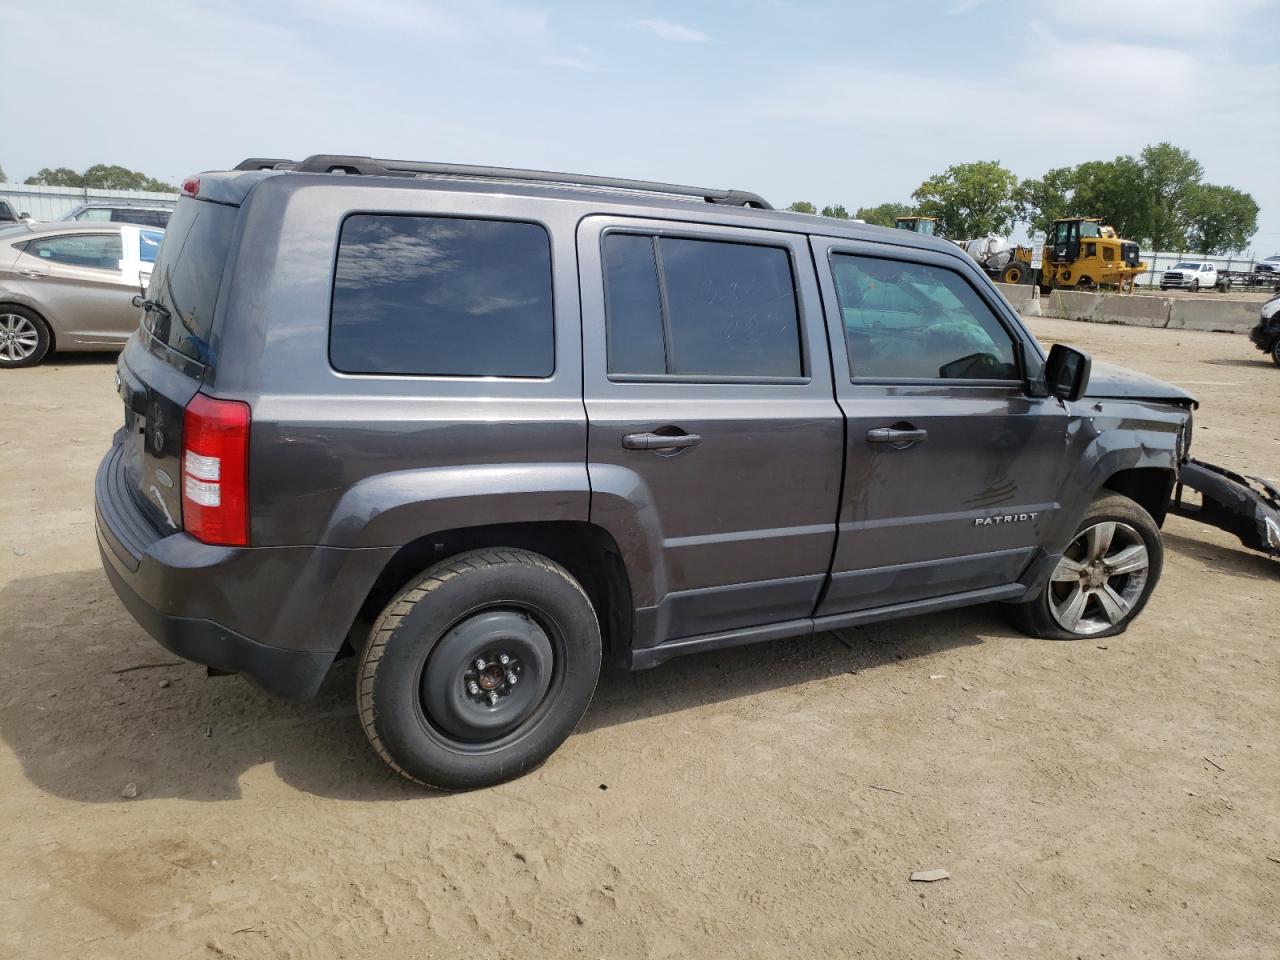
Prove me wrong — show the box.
[349,520,634,667]
[0,301,55,352]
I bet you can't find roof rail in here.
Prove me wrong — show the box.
[263,154,771,209]
[232,158,296,171]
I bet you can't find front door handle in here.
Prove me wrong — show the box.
[622,431,702,451]
[18,270,46,279]
[867,426,928,449]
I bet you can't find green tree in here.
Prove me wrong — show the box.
[24,164,176,192]
[25,167,83,187]
[1183,184,1258,254]
[0,164,6,183]
[787,201,817,214]
[1016,167,1075,233]
[820,204,850,219]
[854,201,915,228]
[1135,142,1202,250]
[1067,156,1148,241]
[912,161,1019,238]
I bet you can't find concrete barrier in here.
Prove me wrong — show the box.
[1167,298,1261,334]
[994,282,1034,315]
[1023,288,1260,335]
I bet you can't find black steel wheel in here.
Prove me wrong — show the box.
[358,549,601,789]
[1271,338,1280,368]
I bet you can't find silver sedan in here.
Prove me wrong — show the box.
[0,221,163,367]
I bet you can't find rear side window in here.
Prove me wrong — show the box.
[74,208,113,222]
[330,215,554,378]
[145,197,238,364]
[139,229,164,263]
[830,254,1018,381]
[28,233,122,270]
[602,233,802,378]
[113,208,171,228]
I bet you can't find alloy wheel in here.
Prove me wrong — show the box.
[0,313,40,363]
[1047,521,1150,635]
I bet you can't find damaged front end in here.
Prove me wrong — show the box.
[1170,460,1280,558]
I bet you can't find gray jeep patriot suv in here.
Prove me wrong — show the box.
[96,155,1197,789]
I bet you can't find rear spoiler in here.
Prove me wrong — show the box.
[1170,460,1280,558]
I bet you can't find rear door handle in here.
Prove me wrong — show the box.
[18,270,46,279]
[867,426,928,448]
[622,431,702,451]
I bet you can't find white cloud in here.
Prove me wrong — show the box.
[630,17,713,43]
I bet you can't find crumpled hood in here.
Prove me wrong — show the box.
[1084,361,1198,407]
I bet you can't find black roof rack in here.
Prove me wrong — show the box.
[233,154,771,209]
[232,158,296,171]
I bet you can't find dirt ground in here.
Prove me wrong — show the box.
[0,318,1277,959]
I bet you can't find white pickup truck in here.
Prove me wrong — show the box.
[1160,261,1219,292]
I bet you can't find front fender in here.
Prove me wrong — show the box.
[1053,398,1185,547]
[319,462,590,548]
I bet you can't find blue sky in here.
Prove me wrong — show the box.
[4,0,1277,253]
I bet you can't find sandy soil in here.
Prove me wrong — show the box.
[0,319,1277,959]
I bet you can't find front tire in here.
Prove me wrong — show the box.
[1007,493,1163,641]
[358,549,601,790]
[1271,338,1280,368]
[1189,279,1200,292]
[0,307,51,367]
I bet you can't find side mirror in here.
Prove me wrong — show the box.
[1043,343,1091,402]
[19,212,29,220]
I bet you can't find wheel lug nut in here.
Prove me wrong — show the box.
[487,691,499,706]
[475,658,487,671]
[498,653,510,665]
[467,681,480,696]
[506,671,517,686]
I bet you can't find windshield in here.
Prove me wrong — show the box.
[1172,262,1200,270]
[144,197,237,364]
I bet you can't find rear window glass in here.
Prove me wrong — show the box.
[330,214,554,377]
[602,233,802,378]
[145,197,237,364]
[28,233,122,270]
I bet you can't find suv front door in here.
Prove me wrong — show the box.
[579,217,844,651]
[811,237,1071,615]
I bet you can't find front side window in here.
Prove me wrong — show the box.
[330,215,554,378]
[830,253,1019,381]
[27,233,122,271]
[602,233,802,378]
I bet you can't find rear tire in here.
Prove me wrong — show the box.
[357,548,601,790]
[1006,493,1163,641]
[0,306,51,368]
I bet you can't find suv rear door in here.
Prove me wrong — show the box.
[578,217,843,650]
[114,195,238,537]
[811,236,1071,615]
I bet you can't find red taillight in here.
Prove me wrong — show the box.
[182,176,200,196]
[182,393,250,546]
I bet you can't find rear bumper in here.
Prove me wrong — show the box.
[95,442,396,700]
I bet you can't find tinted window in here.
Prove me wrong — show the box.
[602,233,802,378]
[28,233,122,270]
[602,234,665,375]
[145,197,237,364]
[330,215,554,377]
[0,203,18,223]
[139,229,164,263]
[830,254,1018,381]
[112,208,171,227]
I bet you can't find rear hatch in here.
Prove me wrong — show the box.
[116,194,239,534]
